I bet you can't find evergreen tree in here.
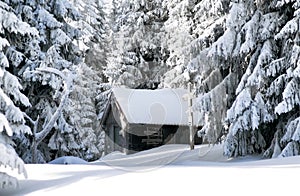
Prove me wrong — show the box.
[263,0,300,158]
[105,0,168,89]
[1,0,110,163]
[204,0,300,157]
[207,1,281,156]
[67,0,109,160]
[161,0,230,89]
[15,0,85,163]
[69,0,109,78]
[0,0,38,188]
[161,0,195,88]
[65,63,102,161]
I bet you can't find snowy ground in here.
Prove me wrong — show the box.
[2,144,300,196]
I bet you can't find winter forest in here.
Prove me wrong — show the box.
[1,0,300,189]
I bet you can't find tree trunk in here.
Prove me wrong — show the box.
[31,116,39,163]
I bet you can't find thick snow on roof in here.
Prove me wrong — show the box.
[112,88,199,126]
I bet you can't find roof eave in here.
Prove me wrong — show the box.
[99,93,112,127]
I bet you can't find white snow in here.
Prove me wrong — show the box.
[48,156,88,165]
[1,144,300,195]
[112,88,200,126]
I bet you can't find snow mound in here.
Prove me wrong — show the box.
[99,151,127,161]
[94,144,230,170]
[100,145,182,167]
[48,156,88,165]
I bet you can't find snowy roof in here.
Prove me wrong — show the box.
[112,88,199,126]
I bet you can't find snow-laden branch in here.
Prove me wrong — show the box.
[29,67,75,163]
[34,68,73,144]
[25,67,73,152]
[35,87,70,143]
[35,67,68,82]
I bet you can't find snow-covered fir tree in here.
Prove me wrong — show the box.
[202,0,300,157]
[11,0,89,163]
[207,1,280,156]
[69,0,109,79]
[262,0,300,158]
[83,0,109,76]
[105,0,169,89]
[0,0,109,164]
[104,0,300,159]
[160,0,195,88]
[69,2,110,157]
[65,63,103,161]
[0,0,38,188]
[161,0,230,89]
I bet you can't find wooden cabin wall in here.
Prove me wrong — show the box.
[173,126,189,144]
[104,110,124,154]
[174,126,202,145]
[104,109,201,154]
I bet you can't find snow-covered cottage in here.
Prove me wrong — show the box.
[100,88,201,154]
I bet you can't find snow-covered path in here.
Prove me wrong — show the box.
[2,144,300,196]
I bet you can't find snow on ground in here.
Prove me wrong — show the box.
[48,156,88,165]
[1,144,300,196]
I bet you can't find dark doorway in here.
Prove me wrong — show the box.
[162,125,179,144]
